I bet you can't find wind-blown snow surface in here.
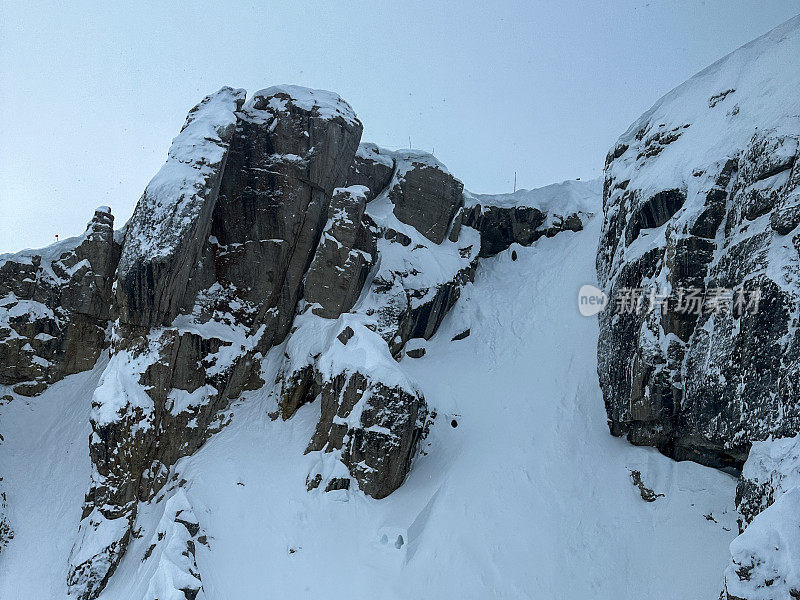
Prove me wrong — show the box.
[0,216,737,599]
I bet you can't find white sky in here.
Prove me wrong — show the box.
[1,0,798,253]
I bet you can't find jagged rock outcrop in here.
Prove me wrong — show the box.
[345,145,465,245]
[65,86,511,599]
[0,206,120,396]
[345,143,394,202]
[69,85,364,599]
[0,480,11,553]
[278,146,480,497]
[597,17,800,471]
[140,488,208,600]
[386,151,464,245]
[303,185,378,318]
[464,179,599,257]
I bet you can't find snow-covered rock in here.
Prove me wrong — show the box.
[464,178,600,256]
[69,84,364,600]
[0,206,120,395]
[597,15,800,470]
[0,58,727,599]
[737,434,800,528]
[594,16,800,599]
[116,87,245,328]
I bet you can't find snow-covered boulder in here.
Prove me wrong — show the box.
[597,15,800,470]
[736,434,800,529]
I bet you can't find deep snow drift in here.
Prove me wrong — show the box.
[0,212,738,599]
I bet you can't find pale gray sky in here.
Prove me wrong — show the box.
[1,0,798,253]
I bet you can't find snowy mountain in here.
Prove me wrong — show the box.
[0,15,799,600]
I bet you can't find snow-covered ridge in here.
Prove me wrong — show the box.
[609,14,800,202]
[466,177,602,213]
[246,84,360,127]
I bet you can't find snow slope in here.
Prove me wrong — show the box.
[0,355,106,599]
[63,213,737,600]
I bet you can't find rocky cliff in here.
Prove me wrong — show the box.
[0,207,120,397]
[0,85,593,598]
[596,15,800,599]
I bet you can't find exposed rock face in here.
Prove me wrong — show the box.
[278,146,480,498]
[345,143,395,202]
[303,185,377,318]
[597,18,800,471]
[387,151,464,244]
[346,144,467,245]
[0,479,12,553]
[69,85,364,599]
[116,87,246,329]
[303,344,428,499]
[594,17,800,600]
[463,179,598,257]
[0,83,595,598]
[0,206,120,396]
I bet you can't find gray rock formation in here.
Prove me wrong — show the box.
[0,82,599,598]
[303,185,377,318]
[0,206,120,396]
[116,87,245,329]
[278,145,479,498]
[307,370,427,499]
[594,17,800,600]
[387,151,464,245]
[345,143,395,202]
[463,203,583,257]
[69,85,364,600]
[597,18,800,472]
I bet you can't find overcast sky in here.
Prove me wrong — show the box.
[1,1,798,253]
